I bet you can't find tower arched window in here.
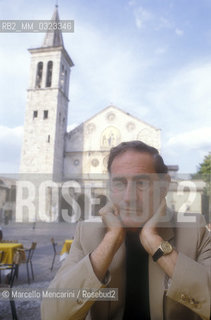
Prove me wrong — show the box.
[60,64,65,91]
[46,61,53,87]
[35,62,43,88]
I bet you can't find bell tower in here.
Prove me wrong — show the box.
[20,5,74,181]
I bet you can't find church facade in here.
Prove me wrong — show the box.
[64,105,160,178]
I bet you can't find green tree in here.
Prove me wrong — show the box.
[193,153,211,184]
[193,153,211,223]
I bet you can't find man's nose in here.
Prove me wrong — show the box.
[123,181,137,203]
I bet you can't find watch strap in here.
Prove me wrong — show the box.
[152,248,163,262]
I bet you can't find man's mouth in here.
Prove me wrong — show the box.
[119,206,152,224]
[120,207,142,215]
[120,214,146,228]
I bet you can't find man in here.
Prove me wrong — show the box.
[41,141,210,320]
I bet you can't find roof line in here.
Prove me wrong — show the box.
[67,105,160,135]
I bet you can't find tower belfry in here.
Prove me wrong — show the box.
[20,5,74,182]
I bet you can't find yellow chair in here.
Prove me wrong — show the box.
[17,242,37,284]
[0,250,4,263]
[0,250,5,282]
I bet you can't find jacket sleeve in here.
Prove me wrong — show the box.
[167,216,211,320]
[41,222,110,320]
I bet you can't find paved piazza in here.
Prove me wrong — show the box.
[0,222,77,320]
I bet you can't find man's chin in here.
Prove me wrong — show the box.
[120,216,146,229]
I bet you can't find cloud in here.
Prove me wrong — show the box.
[129,3,184,36]
[128,2,154,30]
[128,1,175,32]
[147,62,211,131]
[167,127,211,149]
[0,37,31,126]
[134,7,153,29]
[146,61,211,172]
[163,127,210,173]
[0,126,23,146]
[66,21,154,123]
[0,126,23,172]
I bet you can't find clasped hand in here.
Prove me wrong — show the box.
[99,200,166,255]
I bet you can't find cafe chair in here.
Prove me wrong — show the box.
[50,238,62,271]
[17,242,37,284]
[0,250,5,282]
[0,250,4,262]
[0,263,19,319]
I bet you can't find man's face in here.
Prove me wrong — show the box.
[109,150,166,228]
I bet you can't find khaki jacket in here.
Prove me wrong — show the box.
[41,213,210,320]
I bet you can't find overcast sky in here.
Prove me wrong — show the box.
[0,0,210,173]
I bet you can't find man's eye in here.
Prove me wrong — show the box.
[111,181,125,191]
[136,180,150,190]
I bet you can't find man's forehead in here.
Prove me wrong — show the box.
[110,173,157,180]
[110,150,157,174]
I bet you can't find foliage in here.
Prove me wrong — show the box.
[193,154,210,223]
[192,153,211,184]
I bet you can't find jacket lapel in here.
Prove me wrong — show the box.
[149,218,175,320]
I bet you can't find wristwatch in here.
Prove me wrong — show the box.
[152,241,173,262]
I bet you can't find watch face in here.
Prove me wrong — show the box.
[161,241,173,254]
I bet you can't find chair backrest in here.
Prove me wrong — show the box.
[0,264,17,288]
[7,264,17,288]
[13,250,23,264]
[51,238,57,253]
[0,250,4,263]
[31,242,37,250]
[28,242,37,260]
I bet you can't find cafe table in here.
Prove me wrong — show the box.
[0,242,24,264]
[0,242,25,281]
[60,239,73,262]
